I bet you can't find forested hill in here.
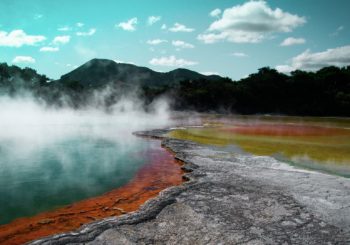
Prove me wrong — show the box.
[0,63,48,94]
[0,60,349,116]
[58,58,222,88]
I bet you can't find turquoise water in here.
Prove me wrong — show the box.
[0,97,172,225]
[0,134,151,225]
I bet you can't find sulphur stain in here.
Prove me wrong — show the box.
[168,120,350,175]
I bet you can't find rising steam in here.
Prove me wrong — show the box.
[0,88,173,224]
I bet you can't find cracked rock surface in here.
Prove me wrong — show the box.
[31,130,350,245]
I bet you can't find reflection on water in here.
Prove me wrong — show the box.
[169,115,350,177]
[0,135,150,225]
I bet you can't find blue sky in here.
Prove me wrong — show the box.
[0,0,349,80]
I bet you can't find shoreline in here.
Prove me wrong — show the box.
[29,129,350,244]
[0,138,184,245]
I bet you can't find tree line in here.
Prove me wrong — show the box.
[1,62,349,116]
[142,66,350,116]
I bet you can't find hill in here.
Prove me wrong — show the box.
[0,63,48,94]
[58,58,222,88]
[0,60,349,116]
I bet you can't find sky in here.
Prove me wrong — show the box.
[0,0,349,80]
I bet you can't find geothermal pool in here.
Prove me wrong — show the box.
[0,136,156,225]
[1,104,349,244]
[0,97,184,244]
[169,115,350,177]
[0,98,170,226]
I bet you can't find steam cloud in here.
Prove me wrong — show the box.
[0,88,173,224]
[0,90,171,153]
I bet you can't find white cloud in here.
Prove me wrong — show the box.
[0,30,46,47]
[12,56,35,64]
[76,28,96,36]
[337,26,344,31]
[147,39,167,45]
[148,16,161,26]
[172,40,194,49]
[66,64,78,68]
[330,25,344,36]
[149,56,197,66]
[231,52,248,57]
[161,24,167,30]
[201,71,219,76]
[210,8,221,18]
[276,45,350,73]
[169,23,195,32]
[58,26,71,31]
[34,14,43,20]
[76,22,84,28]
[275,65,294,73]
[117,18,138,31]
[53,35,70,45]
[40,46,59,52]
[197,32,227,44]
[198,1,305,44]
[280,37,305,46]
[113,59,135,65]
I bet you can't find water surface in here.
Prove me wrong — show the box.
[0,97,172,225]
[169,115,350,177]
[0,134,154,225]
[0,138,183,245]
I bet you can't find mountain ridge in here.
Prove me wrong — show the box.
[58,58,223,88]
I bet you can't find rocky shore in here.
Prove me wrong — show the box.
[30,129,350,244]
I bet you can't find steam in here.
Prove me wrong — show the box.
[0,89,173,224]
[0,92,171,153]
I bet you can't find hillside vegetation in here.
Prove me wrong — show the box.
[0,60,349,116]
